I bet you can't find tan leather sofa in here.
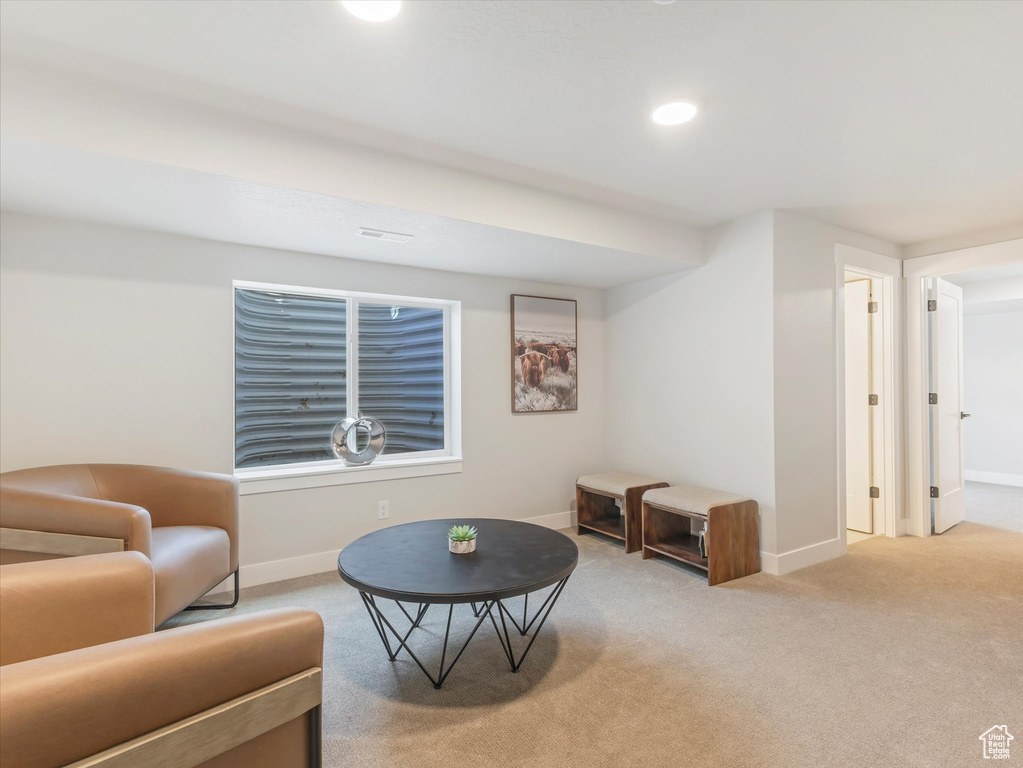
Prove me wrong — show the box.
[0,553,324,768]
[0,464,239,625]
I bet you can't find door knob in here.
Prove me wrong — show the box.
[961,412,971,419]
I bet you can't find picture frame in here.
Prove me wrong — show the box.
[511,294,578,413]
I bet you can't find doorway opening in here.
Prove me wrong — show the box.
[836,244,901,544]
[904,240,1023,538]
[844,273,882,542]
[842,267,892,544]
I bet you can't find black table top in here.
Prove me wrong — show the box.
[337,518,579,603]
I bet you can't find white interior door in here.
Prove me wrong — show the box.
[845,280,872,533]
[868,283,885,536]
[932,278,966,533]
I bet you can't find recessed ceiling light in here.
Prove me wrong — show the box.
[651,101,699,126]
[341,0,401,22]
[653,1,677,4]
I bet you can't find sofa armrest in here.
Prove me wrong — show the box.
[0,487,152,557]
[0,552,155,666]
[0,608,323,768]
[89,464,239,571]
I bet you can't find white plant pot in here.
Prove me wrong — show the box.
[449,537,477,554]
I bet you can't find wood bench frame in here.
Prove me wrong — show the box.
[642,498,760,585]
[576,481,668,554]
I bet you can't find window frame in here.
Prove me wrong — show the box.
[233,279,462,495]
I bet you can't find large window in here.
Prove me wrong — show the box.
[234,282,458,482]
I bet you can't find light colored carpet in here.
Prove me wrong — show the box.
[965,480,1023,532]
[168,522,1023,767]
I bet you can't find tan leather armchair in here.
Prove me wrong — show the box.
[0,464,239,624]
[0,553,324,768]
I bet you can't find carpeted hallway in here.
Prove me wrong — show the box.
[965,481,1023,533]
[167,522,1023,768]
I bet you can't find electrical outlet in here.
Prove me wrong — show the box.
[377,500,389,520]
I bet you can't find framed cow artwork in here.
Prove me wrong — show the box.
[511,294,578,413]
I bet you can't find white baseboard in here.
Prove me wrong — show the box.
[207,510,578,595]
[524,509,576,531]
[760,537,845,577]
[964,470,1023,488]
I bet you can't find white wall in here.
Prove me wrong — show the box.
[603,210,902,574]
[0,212,606,582]
[603,211,778,552]
[961,277,1023,308]
[963,310,1023,484]
[772,212,900,561]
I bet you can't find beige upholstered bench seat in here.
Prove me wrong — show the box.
[576,473,667,498]
[642,485,752,516]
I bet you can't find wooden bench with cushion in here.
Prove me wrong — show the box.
[641,485,760,585]
[576,473,669,554]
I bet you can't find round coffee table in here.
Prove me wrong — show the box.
[338,518,578,688]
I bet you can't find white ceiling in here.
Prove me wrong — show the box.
[1,0,1021,246]
[0,137,690,289]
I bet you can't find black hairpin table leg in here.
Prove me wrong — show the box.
[488,577,570,672]
[356,578,571,687]
[359,595,496,688]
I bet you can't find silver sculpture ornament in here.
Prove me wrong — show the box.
[331,413,386,466]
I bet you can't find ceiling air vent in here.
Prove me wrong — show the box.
[357,227,413,244]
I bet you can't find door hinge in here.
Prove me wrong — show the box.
[869,486,880,498]
[927,299,937,311]
[930,486,939,498]
[867,301,878,313]
[929,393,938,405]
[868,394,879,406]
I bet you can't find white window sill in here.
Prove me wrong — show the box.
[236,456,462,495]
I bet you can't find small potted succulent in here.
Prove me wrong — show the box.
[447,524,478,554]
